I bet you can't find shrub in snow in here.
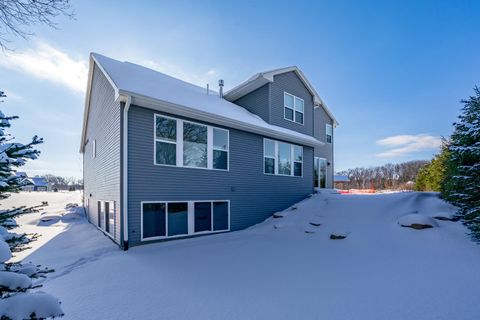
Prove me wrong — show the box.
[273,212,287,219]
[0,271,32,291]
[309,217,322,227]
[0,293,63,320]
[0,107,63,318]
[398,214,439,230]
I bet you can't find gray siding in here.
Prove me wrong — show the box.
[233,84,270,122]
[269,72,314,136]
[127,105,314,246]
[83,65,122,244]
[314,106,334,188]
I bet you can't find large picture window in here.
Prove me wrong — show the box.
[284,92,304,124]
[263,139,303,177]
[154,114,229,170]
[142,200,230,241]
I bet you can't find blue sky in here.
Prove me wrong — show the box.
[1,0,479,178]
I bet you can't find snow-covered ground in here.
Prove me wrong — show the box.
[2,190,480,320]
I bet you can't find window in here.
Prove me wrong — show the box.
[194,202,211,233]
[326,124,333,144]
[141,200,229,241]
[168,202,188,236]
[154,115,229,170]
[213,128,229,170]
[284,92,304,124]
[264,139,276,174]
[92,139,96,159]
[142,203,166,239]
[155,116,177,165]
[293,145,303,177]
[263,139,303,177]
[183,122,208,168]
[278,142,291,175]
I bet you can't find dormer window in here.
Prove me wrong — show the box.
[284,92,304,125]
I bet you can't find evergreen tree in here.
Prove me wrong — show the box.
[415,140,450,192]
[0,92,63,319]
[442,87,480,240]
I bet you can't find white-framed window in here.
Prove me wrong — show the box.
[263,138,303,177]
[141,200,230,241]
[97,200,115,238]
[92,139,96,159]
[284,92,304,125]
[154,114,229,171]
[326,124,333,144]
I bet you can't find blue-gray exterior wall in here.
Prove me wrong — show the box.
[127,105,314,246]
[83,65,122,244]
[269,72,315,136]
[233,84,270,122]
[314,107,334,188]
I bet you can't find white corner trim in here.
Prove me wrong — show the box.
[122,95,131,245]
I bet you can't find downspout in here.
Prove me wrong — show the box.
[122,95,132,250]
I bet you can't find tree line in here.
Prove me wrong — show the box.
[336,160,428,190]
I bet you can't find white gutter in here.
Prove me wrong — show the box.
[122,95,131,250]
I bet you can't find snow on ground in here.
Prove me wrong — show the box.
[2,191,480,320]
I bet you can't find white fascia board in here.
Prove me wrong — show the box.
[122,90,324,148]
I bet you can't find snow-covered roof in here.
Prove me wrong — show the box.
[15,172,27,178]
[23,177,48,187]
[80,54,325,152]
[223,66,338,126]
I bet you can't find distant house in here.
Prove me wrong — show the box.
[21,177,49,192]
[334,175,350,190]
[80,53,338,249]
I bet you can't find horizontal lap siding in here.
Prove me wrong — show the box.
[233,84,270,122]
[83,65,122,244]
[269,72,314,136]
[127,106,313,246]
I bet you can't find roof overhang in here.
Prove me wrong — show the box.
[120,91,324,148]
[79,59,324,153]
[224,66,339,127]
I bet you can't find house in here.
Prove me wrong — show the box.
[80,53,338,249]
[21,177,49,192]
[334,175,350,190]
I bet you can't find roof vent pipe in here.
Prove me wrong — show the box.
[206,83,209,95]
[218,79,224,98]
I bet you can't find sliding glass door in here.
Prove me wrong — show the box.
[314,157,327,188]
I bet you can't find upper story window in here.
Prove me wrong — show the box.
[284,92,304,125]
[154,114,229,171]
[326,124,333,144]
[264,138,303,177]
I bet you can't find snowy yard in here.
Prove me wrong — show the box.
[2,190,480,320]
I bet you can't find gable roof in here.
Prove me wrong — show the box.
[223,66,338,126]
[22,177,48,187]
[80,54,324,153]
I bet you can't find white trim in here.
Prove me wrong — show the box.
[140,200,230,242]
[223,66,338,126]
[80,59,326,153]
[122,96,131,246]
[263,138,303,177]
[154,113,230,171]
[283,92,304,125]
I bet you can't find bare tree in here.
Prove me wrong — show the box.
[0,0,74,50]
